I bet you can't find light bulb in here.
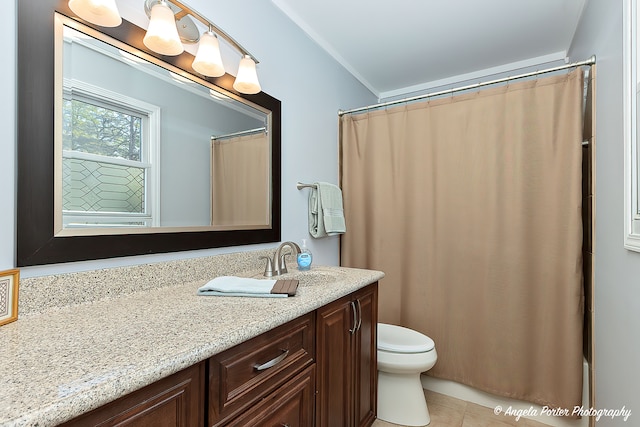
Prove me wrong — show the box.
[192,31,225,77]
[233,55,261,94]
[68,0,122,27]
[143,1,184,56]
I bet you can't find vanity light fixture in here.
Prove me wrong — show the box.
[233,55,261,94]
[66,0,262,94]
[143,0,184,56]
[68,0,122,27]
[192,27,225,77]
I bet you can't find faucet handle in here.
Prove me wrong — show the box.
[278,253,289,275]
[259,255,275,277]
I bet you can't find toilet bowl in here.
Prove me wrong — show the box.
[377,323,437,426]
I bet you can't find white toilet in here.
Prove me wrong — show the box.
[377,323,437,426]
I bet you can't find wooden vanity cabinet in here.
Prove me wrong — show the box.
[59,363,205,427]
[315,283,378,427]
[58,283,378,427]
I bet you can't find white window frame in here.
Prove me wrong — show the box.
[59,79,161,232]
[624,0,640,251]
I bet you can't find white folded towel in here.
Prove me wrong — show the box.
[308,182,346,238]
[198,291,287,298]
[197,276,284,298]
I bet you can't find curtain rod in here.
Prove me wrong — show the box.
[338,55,596,117]
[211,127,267,141]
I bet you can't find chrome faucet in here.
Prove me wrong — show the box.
[260,241,301,277]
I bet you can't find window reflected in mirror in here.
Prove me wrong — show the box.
[63,84,154,228]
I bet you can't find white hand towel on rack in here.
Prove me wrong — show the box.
[308,182,346,238]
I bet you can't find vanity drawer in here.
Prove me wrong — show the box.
[209,312,315,426]
[226,365,315,427]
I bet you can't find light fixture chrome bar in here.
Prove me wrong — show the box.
[156,0,259,63]
[338,55,596,116]
[212,127,267,141]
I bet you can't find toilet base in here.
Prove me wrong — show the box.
[377,371,430,426]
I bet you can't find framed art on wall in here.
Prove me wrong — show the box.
[0,269,19,326]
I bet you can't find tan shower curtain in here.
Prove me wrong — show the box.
[341,69,584,410]
[211,132,269,226]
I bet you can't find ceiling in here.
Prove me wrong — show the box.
[271,0,588,99]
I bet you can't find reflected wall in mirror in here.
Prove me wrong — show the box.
[17,0,281,266]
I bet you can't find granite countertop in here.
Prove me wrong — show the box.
[0,265,384,427]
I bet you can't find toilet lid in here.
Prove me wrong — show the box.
[377,323,435,353]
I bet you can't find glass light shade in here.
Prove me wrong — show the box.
[192,32,225,77]
[68,0,122,27]
[143,2,184,56]
[233,55,261,94]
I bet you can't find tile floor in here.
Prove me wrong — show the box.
[372,390,551,427]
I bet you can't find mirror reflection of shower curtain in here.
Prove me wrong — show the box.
[340,69,584,411]
[211,132,269,227]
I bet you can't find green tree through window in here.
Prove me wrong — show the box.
[62,99,142,161]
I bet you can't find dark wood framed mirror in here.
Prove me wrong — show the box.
[17,0,281,266]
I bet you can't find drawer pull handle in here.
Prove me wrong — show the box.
[254,349,290,371]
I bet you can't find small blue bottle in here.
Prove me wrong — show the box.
[297,239,313,271]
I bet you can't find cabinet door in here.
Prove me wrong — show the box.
[60,363,204,427]
[353,284,378,427]
[315,295,354,427]
[315,282,378,427]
